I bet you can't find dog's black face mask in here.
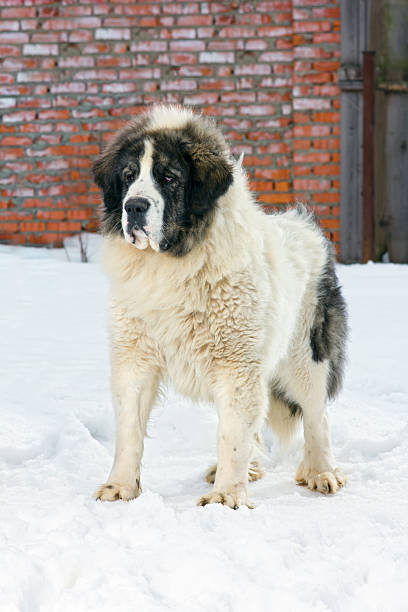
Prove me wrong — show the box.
[93,118,233,256]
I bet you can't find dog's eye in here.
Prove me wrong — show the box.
[123,169,135,185]
[164,176,176,184]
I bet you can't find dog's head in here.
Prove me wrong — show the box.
[92,106,233,256]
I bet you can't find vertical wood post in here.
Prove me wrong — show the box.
[362,51,376,262]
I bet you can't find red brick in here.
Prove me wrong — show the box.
[0,32,28,44]
[38,109,70,120]
[294,72,332,84]
[235,64,271,76]
[20,221,46,232]
[0,135,32,146]
[23,44,58,56]
[130,40,167,52]
[27,234,67,246]
[313,33,341,44]
[17,71,59,83]
[319,218,340,229]
[293,139,311,150]
[312,7,341,19]
[178,66,213,77]
[0,222,19,232]
[95,28,130,40]
[1,7,36,18]
[0,97,15,109]
[293,179,330,191]
[19,123,53,134]
[314,112,340,123]
[221,92,256,103]
[250,181,274,192]
[66,208,95,220]
[293,21,331,33]
[239,104,276,116]
[199,52,235,63]
[294,152,331,163]
[294,165,311,176]
[183,92,218,104]
[294,98,331,110]
[313,61,341,72]
[207,40,244,51]
[254,168,291,179]
[161,79,197,91]
[313,165,340,176]
[218,26,256,38]
[293,8,310,19]
[259,193,293,204]
[0,20,19,31]
[259,51,292,62]
[258,26,292,37]
[245,39,268,51]
[2,110,36,123]
[294,125,330,137]
[313,138,340,150]
[46,221,82,232]
[244,156,273,167]
[0,45,20,56]
[313,85,340,96]
[44,18,101,30]
[275,181,291,191]
[177,16,213,26]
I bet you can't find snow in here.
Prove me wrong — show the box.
[1,240,407,612]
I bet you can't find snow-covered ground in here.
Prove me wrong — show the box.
[1,239,407,612]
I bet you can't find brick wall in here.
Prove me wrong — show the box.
[0,0,341,252]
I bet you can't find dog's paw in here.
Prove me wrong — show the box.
[296,464,346,495]
[205,461,264,485]
[197,484,254,509]
[94,481,141,502]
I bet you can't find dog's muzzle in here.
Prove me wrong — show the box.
[124,197,151,231]
[124,197,162,252]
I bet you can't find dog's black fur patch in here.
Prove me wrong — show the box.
[92,118,149,236]
[310,253,348,398]
[271,382,303,418]
[92,113,233,257]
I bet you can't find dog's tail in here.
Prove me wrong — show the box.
[266,386,302,446]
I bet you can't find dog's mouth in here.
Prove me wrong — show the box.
[127,226,160,252]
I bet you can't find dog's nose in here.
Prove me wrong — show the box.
[124,197,151,216]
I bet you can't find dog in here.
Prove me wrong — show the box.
[92,105,347,509]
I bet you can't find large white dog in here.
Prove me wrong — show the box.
[92,105,347,509]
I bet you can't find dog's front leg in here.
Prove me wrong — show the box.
[198,370,266,509]
[95,322,161,502]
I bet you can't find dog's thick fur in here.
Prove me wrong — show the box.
[93,105,347,508]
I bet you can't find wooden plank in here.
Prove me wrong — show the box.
[386,94,408,262]
[362,51,376,263]
[340,91,363,262]
[340,0,369,262]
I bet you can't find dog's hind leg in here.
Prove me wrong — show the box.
[279,357,346,495]
[204,432,265,485]
[198,369,267,509]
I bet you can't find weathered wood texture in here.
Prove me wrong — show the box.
[339,0,368,263]
[362,51,376,263]
[341,0,408,262]
[375,0,408,262]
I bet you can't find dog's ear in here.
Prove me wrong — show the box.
[92,141,123,234]
[183,139,233,214]
[92,143,121,211]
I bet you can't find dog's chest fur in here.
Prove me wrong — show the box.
[111,257,266,402]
